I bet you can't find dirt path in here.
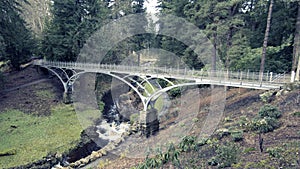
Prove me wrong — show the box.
[0,78,50,93]
[0,66,62,115]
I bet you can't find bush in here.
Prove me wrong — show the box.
[168,87,181,98]
[130,113,139,124]
[178,136,197,152]
[214,143,240,168]
[250,117,280,133]
[293,112,300,117]
[258,105,281,119]
[248,105,282,133]
[230,130,243,142]
[266,147,283,158]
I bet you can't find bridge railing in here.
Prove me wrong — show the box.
[34,60,290,85]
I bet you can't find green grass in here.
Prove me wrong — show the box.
[35,90,55,99]
[77,109,102,129]
[0,105,83,168]
[144,83,164,111]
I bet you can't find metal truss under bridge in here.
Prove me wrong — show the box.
[33,60,290,111]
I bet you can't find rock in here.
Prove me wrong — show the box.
[99,149,107,156]
[276,90,283,97]
[283,90,289,95]
[216,128,230,138]
[80,158,89,164]
[68,163,76,168]
[74,161,81,167]
[90,151,99,161]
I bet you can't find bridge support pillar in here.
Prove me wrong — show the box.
[63,82,73,104]
[139,108,159,137]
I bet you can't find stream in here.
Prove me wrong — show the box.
[65,91,131,166]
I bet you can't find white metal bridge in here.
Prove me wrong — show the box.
[34,60,289,111]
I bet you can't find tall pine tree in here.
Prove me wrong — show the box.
[0,0,35,68]
[41,0,108,61]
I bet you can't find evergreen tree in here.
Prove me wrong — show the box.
[41,0,108,61]
[0,0,35,68]
[103,0,147,65]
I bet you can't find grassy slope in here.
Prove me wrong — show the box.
[144,83,164,111]
[0,105,83,168]
[0,68,108,168]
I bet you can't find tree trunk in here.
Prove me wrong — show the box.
[225,28,233,69]
[294,3,300,81]
[296,54,300,81]
[260,0,274,81]
[212,32,217,72]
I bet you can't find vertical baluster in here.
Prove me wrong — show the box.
[247,69,249,82]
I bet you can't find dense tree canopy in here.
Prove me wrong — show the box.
[1,0,300,80]
[0,0,35,69]
[157,0,298,75]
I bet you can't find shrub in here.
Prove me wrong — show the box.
[178,136,197,152]
[240,116,250,127]
[230,130,243,142]
[208,157,218,166]
[293,112,300,117]
[130,113,139,125]
[258,105,281,119]
[248,105,282,133]
[250,117,280,133]
[259,91,273,103]
[214,143,240,168]
[168,87,181,98]
[266,147,283,158]
[97,101,105,112]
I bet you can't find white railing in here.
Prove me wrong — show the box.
[33,60,290,86]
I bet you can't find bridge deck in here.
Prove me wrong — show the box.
[34,60,290,90]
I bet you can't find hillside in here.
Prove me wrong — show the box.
[0,66,299,169]
[0,66,84,168]
[97,86,300,168]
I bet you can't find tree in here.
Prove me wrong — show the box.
[157,0,200,69]
[0,0,35,68]
[293,2,300,81]
[184,0,245,70]
[41,0,108,61]
[128,0,147,66]
[20,0,51,37]
[102,0,147,65]
[260,0,274,81]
